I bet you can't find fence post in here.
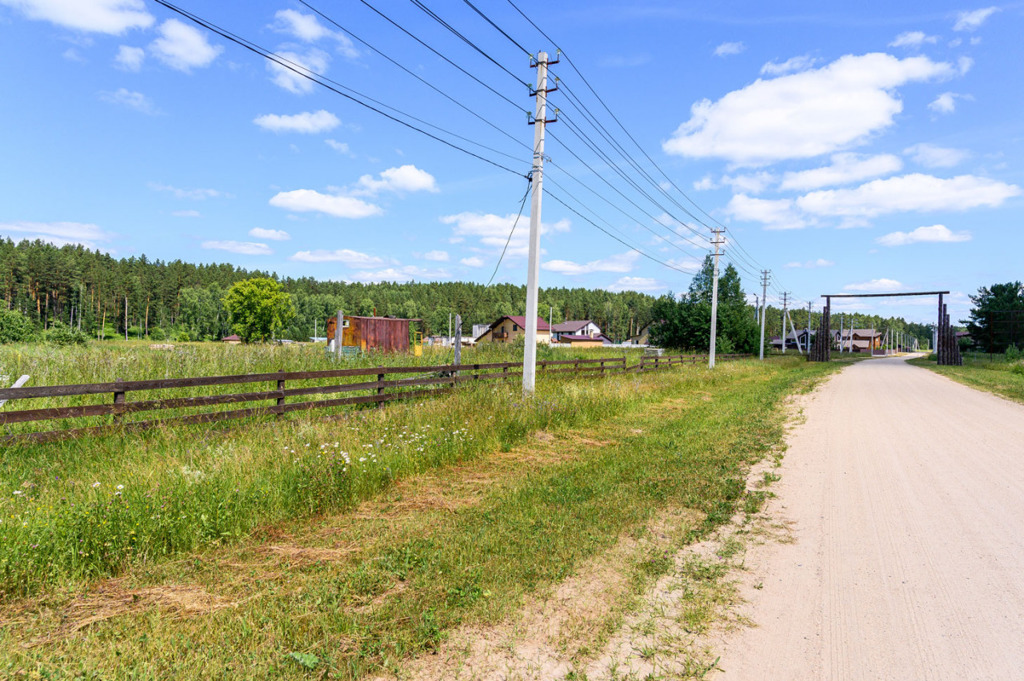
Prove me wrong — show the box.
[600,359,605,377]
[113,378,125,425]
[377,367,385,408]
[276,369,286,417]
[474,363,480,380]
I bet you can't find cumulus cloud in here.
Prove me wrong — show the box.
[663,53,956,166]
[248,227,290,241]
[608,276,663,293]
[460,256,484,267]
[0,0,153,34]
[172,210,200,218]
[201,241,271,256]
[149,182,224,200]
[272,9,358,58]
[726,195,807,230]
[325,139,352,155]
[693,176,716,191]
[876,224,971,246]
[954,7,998,31]
[760,55,817,76]
[928,91,967,114]
[714,41,745,57]
[114,45,144,71]
[352,165,438,196]
[780,153,903,191]
[784,258,835,269]
[422,250,449,262]
[719,171,776,194]
[542,251,638,275]
[347,266,449,284]
[441,211,570,258]
[904,143,969,168]
[267,48,329,94]
[253,110,340,134]
[0,220,113,249]
[889,31,938,48]
[289,248,385,266]
[844,279,904,292]
[99,88,157,114]
[269,189,381,219]
[795,174,1020,218]
[150,19,222,72]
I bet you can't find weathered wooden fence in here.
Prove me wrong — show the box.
[0,353,748,444]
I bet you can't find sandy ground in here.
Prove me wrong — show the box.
[711,356,1024,680]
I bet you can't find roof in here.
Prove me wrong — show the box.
[558,333,609,342]
[474,315,550,341]
[552,320,592,334]
[222,334,241,341]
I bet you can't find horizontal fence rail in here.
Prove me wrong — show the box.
[0,353,749,444]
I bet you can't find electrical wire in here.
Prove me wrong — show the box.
[486,174,533,285]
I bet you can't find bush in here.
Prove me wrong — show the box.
[148,326,167,341]
[0,308,35,343]
[1011,363,1024,376]
[1006,344,1022,362]
[42,321,89,346]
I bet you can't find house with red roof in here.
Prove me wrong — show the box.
[474,315,551,344]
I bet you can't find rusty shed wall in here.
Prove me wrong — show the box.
[326,316,410,352]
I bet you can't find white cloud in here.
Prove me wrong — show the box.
[253,110,340,134]
[272,9,358,58]
[784,258,835,269]
[928,92,960,114]
[347,266,449,284]
[149,182,223,200]
[0,220,112,248]
[99,88,157,114]
[954,7,998,31]
[714,41,745,57]
[876,224,971,246]
[663,53,956,166]
[844,278,904,292]
[114,45,144,71]
[889,31,938,48]
[441,211,570,258]
[422,250,449,262]
[325,139,352,155]
[760,55,817,76]
[0,0,153,34]
[248,227,290,241]
[201,241,271,256]
[780,153,903,191]
[726,195,807,230]
[542,251,638,275]
[795,174,1020,218]
[460,256,484,267]
[693,175,716,191]
[267,48,328,94]
[353,165,438,196]
[720,171,776,194]
[172,210,200,218]
[289,248,385,266]
[269,189,381,219]
[150,19,222,72]
[904,143,969,168]
[608,276,664,293]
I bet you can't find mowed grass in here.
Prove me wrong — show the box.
[909,353,1024,404]
[0,350,835,679]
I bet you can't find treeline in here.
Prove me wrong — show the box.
[0,238,657,342]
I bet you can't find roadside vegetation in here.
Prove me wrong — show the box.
[0,352,836,679]
[910,349,1024,405]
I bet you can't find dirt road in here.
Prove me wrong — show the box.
[713,356,1024,680]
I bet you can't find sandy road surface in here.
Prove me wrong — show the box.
[712,356,1024,680]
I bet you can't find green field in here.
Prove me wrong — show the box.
[0,343,837,678]
[910,353,1024,405]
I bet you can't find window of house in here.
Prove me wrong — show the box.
[513,323,518,331]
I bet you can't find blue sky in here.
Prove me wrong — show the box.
[1,0,1021,324]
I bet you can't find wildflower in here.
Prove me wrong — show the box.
[92,482,101,488]
[116,484,125,490]
[13,490,22,496]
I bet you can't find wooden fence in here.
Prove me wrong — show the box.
[0,353,748,444]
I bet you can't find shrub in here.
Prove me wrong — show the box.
[1006,344,1022,362]
[43,321,89,346]
[0,308,35,343]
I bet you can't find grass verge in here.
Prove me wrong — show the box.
[0,356,836,679]
[909,353,1024,405]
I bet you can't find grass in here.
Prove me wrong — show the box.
[909,353,1024,404]
[0,349,836,679]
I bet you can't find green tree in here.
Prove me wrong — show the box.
[223,278,296,343]
[0,308,34,343]
[964,281,1024,353]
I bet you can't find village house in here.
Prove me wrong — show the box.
[474,316,551,344]
[555,333,613,348]
[772,328,884,353]
[550,320,603,341]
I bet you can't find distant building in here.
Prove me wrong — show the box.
[221,334,242,345]
[555,333,613,348]
[326,315,414,353]
[551,320,603,341]
[474,316,550,344]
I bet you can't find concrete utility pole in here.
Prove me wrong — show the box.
[336,309,344,359]
[453,314,462,369]
[523,51,555,395]
[806,301,813,354]
[708,228,725,368]
[839,312,844,354]
[787,310,803,354]
[753,294,759,323]
[124,295,128,341]
[780,292,789,354]
[448,312,452,347]
[759,270,770,360]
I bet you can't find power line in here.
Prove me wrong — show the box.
[151,0,528,178]
[486,174,533,286]
[461,0,531,56]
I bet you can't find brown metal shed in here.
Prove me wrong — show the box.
[326,315,411,353]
